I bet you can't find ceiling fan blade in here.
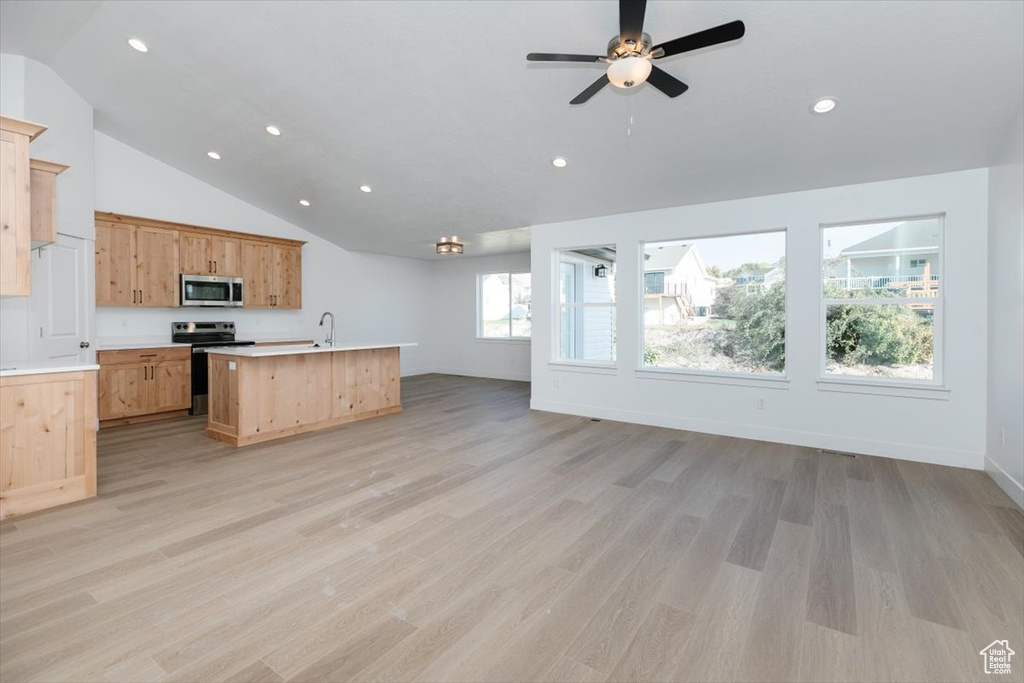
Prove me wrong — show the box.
[527,53,606,63]
[570,74,609,105]
[651,20,746,59]
[646,65,689,98]
[619,0,647,46]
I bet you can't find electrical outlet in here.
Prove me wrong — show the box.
[756,396,766,410]
[553,378,561,389]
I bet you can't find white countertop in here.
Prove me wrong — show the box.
[0,360,100,378]
[209,342,418,358]
[96,335,315,351]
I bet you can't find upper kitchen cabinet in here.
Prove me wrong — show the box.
[1,116,48,297]
[95,220,179,307]
[95,212,304,309]
[135,226,179,306]
[29,159,68,248]
[240,239,272,307]
[180,233,242,276]
[95,220,135,306]
[271,243,302,309]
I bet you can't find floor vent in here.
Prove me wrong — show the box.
[820,449,857,458]
[589,418,602,422]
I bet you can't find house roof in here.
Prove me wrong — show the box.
[644,245,692,272]
[840,218,941,255]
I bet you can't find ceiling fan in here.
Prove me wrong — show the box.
[527,0,745,104]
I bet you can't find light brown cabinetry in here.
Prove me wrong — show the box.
[95,221,179,307]
[98,347,191,426]
[206,347,401,447]
[1,369,97,519]
[0,116,48,297]
[96,212,303,309]
[180,233,242,276]
[29,159,68,248]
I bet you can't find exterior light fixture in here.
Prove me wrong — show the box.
[593,264,608,278]
[436,237,464,255]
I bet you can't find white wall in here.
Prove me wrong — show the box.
[0,55,95,364]
[531,169,989,470]
[986,108,1024,507]
[94,133,431,375]
[427,252,531,381]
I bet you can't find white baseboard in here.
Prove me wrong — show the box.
[985,456,1024,509]
[529,397,985,471]
[401,366,530,382]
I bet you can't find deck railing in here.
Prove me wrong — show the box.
[824,274,940,290]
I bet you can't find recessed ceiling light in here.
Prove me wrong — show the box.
[298,199,310,207]
[207,151,221,160]
[127,38,148,53]
[812,97,837,114]
[266,125,281,136]
[359,185,372,193]
[552,157,568,168]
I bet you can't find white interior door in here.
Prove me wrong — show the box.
[29,233,94,363]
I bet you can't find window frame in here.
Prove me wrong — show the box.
[817,213,945,389]
[551,246,618,367]
[637,228,790,384]
[475,270,532,342]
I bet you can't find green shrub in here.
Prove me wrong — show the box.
[713,283,786,372]
[826,305,932,366]
[643,347,663,366]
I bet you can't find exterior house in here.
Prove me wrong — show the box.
[559,249,616,361]
[643,244,719,324]
[828,218,942,289]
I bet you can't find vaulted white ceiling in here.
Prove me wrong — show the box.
[2,0,1022,259]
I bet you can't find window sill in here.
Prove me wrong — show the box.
[548,361,618,376]
[816,378,950,400]
[475,337,531,344]
[636,368,790,389]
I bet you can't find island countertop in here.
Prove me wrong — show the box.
[208,342,417,358]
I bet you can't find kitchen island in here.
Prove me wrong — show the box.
[205,343,415,447]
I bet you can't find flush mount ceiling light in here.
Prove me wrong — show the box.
[552,157,568,168]
[127,37,149,53]
[206,151,221,160]
[436,237,464,255]
[265,125,281,136]
[359,185,373,193]
[298,199,310,207]
[606,55,653,89]
[812,97,837,114]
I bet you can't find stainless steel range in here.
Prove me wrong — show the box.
[171,322,255,415]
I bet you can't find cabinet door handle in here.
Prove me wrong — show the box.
[133,290,137,304]
[143,366,148,380]
[140,289,143,304]
[213,261,218,273]
[208,260,212,272]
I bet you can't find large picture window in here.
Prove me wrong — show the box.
[557,247,616,363]
[478,272,531,339]
[821,216,942,382]
[642,231,786,375]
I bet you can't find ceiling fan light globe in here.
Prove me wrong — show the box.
[607,56,652,89]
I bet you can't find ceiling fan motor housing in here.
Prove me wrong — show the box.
[608,32,652,60]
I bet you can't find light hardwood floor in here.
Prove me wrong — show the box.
[1,374,1021,683]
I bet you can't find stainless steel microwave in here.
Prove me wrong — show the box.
[180,274,244,307]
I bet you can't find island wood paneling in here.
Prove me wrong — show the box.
[206,347,402,447]
[0,370,96,518]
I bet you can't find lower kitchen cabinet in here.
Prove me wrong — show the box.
[0,369,97,519]
[98,347,191,426]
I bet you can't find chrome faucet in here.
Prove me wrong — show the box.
[318,311,335,347]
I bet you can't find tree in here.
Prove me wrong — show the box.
[706,264,723,278]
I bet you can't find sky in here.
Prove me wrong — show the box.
[646,220,907,270]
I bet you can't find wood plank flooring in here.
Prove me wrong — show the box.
[1,374,1021,683]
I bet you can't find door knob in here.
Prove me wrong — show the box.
[80,341,90,348]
